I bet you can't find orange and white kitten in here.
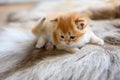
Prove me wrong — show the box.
[32,12,104,53]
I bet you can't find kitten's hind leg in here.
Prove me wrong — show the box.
[90,31,104,45]
[36,37,46,48]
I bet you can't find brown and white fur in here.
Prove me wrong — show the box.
[32,12,104,53]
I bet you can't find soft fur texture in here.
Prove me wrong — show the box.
[0,0,120,80]
[0,19,120,80]
[0,21,37,79]
[33,12,104,53]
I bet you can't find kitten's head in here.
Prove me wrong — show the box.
[52,12,89,48]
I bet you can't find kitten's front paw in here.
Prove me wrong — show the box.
[35,44,43,48]
[35,38,45,48]
[96,38,104,45]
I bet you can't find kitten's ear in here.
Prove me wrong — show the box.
[75,18,87,30]
[77,21,85,30]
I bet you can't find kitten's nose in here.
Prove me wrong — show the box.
[65,39,70,45]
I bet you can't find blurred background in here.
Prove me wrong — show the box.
[0,0,41,26]
[0,0,119,26]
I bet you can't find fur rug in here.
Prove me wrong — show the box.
[0,0,120,80]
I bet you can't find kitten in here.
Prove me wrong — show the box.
[32,12,104,53]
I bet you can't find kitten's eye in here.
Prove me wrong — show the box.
[61,35,64,39]
[70,36,75,40]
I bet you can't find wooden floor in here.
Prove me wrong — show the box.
[0,3,36,27]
